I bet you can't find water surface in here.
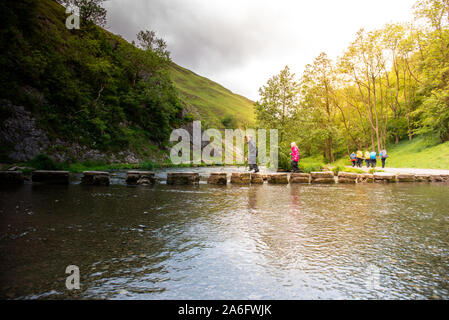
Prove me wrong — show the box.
[0,170,448,299]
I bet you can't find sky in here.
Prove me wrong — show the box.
[104,0,418,101]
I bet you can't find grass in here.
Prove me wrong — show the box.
[331,135,449,170]
[169,63,255,129]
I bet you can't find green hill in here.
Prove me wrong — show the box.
[0,0,255,164]
[170,63,255,129]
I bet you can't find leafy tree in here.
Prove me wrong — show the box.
[57,0,107,27]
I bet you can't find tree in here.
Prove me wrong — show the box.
[137,30,170,63]
[254,66,299,144]
[58,0,107,27]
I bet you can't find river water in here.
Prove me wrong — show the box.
[0,168,448,300]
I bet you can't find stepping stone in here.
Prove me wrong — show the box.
[81,171,110,186]
[290,173,310,184]
[230,173,251,185]
[311,172,335,184]
[415,174,431,182]
[167,172,200,185]
[0,171,24,185]
[251,173,265,184]
[126,171,156,185]
[338,172,358,184]
[357,174,374,183]
[373,173,396,183]
[430,175,443,182]
[267,173,288,184]
[208,173,227,185]
[396,174,416,182]
[32,171,70,185]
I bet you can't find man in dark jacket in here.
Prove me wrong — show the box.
[246,135,259,173]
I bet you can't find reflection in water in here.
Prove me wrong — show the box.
[0,178,448,300]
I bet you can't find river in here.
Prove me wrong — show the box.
[0,167,448,299]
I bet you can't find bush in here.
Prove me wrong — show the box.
[28,154,61,170]
[298,162,324,173]
[140,160,154,170]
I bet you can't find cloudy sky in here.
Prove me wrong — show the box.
[104,0,417,101]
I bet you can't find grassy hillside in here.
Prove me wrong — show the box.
[331,135,449,170]
[170,63,255,128]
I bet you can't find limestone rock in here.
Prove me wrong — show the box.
[167,172,200,185]
[267,173,288,184]
[311,172,335,184]
[290,173,310,184]
[415,174,431,182]
[430,175,443,182]
[208,173,228,185]
[230,173,251,185]
[81,171,110,186]
[32,171,70,184]
[251,173,265,184]
[396,174,416,182]
[126,171,156,185]
[373,173,396,183]
[338,172,357,183]
[357,174,374,183]
[0,171,24,185]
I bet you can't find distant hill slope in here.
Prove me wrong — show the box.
[170,63,255,129]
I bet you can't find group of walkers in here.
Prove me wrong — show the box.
[245,135,389,173]
[350,149,389,169]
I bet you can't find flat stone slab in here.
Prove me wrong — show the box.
[32,171,70,184]
[267,173,288,184]
[338,172,358,180]
[207,173,227,185]
[396,174,416,182]
[338,178,357,184]
[430,175,443,182]
[311,172,334,179]
[126,171,156,185]
[290,173,310,184]
[373,173,396,182]
[0,171,24,185]
[251,173,265,184]
[81,171,110,186]
[230,173,251,185]
[415,174,431,182]
[311,178,335,184]
[167,172,200,185]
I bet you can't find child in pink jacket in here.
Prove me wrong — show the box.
[290,142,300,173]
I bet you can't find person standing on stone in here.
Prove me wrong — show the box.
[380,149,389,168]
[290,142,300,173]
[246,135,259,173]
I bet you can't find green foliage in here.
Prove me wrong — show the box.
[0,0,183,157]
[28,154,61,170]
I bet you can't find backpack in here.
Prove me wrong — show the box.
[370,152,377,160]
[381,150,389,159]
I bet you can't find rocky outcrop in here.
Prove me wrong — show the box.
[311,172,335,184]
[231,173,251,185]
[267,173,288,184]
[251,173,265,184]
[0,100,145,163]
[126,171,156,185]
[207,173,228,185]
[396,174,416,182]
[32,170,70,184]
[167,172,200,185]
[0,171,24,185]
[81,171,110,186]
[290,173,310,184]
